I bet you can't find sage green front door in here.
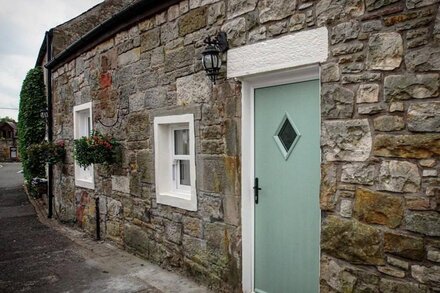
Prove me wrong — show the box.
[254,80,320,293]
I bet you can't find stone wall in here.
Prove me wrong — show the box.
[50,0,440,291]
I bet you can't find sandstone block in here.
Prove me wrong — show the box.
[320,255,357,292]
[123,223,150,254]
[199,193,223,221]
[179,7,206,36]
[353,188,404,228]
[387,256,409,270]
[384,232,425,260]
[340,199,353,218]
[322,119,372,162]
[316,0,364,26]
[374,134,440,159]
[377,266,405,278]
[408,101,440,132]
[428,247,440,263]
[378,160,421,193]
[321,216,384,265]
[373,116,405,132]
[221,17,247,47]
[367,32,403,70]
[182,216,203,238]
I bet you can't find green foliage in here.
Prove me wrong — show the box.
[27,141,66,174]
[74,130,120,168]
[17,67,47,181]
[0,116,16,123]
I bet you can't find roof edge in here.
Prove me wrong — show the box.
[46,0,180,70]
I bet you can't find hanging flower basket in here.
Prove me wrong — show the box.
[27,140,66,169]
[74,130,120,168]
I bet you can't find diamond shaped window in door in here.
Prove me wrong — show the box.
[273,113,301,160]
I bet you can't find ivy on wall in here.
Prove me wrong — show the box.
[17,67,47,181]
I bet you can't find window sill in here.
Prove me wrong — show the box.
[75,178,95,190]
[157,192,197,211]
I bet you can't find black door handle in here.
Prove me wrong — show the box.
[254,177,262,204]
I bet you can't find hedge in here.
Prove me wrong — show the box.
[17,67,47,181]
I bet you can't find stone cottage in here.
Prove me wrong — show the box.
[0,121,18,161]
[37,0,440,292]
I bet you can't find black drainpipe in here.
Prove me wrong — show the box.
[46,30,54,219]
[95,197,101,241]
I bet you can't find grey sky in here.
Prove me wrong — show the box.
[0,0,104,120]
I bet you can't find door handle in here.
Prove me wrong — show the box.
[254,177,262,204]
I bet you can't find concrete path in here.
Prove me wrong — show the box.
[0,163,211,293]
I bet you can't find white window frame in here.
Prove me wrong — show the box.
[154,114,197,211]
[73,102,94,189]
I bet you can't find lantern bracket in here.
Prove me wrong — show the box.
[203,32,228,53]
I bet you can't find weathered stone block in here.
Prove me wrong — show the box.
[123,223,151,254]
[320,163,338,211]
[340,199,353,218]
[165,220,182,244]
[289,13,306,31]
[178,7,206,36]
[160,21,179,43]
[377,265,405,278]
[356,84,379,103]
[182,216,203,238]
[111,175,130,193]
[321,216,384,265]
[384,232,425,260]
[428,247,440,263]
[176,71,212,105]
[321,63,340,83]
[140,28,160,52]
[331,20,360,44]
[384,74,439,101]
[321,84,354,118]
[316,0,364,25]
[405,45,440,71]
[373,115,405,132]
[320,255,357,292]
[208,1,225,25]
[198,156,240,196]
[387,256,409,270]
[353,188,404,228]
[258,0,296,23]
[341,163,376,185]
[199,193,223,221]
[322,119,372,162]
[221,17,247,47]
[223,195,240,226]
[227,0,257,19]
[332,41,364,56]
[367,32,403,70]
[137,150,154,184]
[342,72,381,84]
[411,265,440,286]
[404,211,440,236]
[408,101,440,132]
[164,46,195,72]
[126,111,149,141]
[358,103,385,115]
[379,279,427,293]
[374,134,440,159]
[406,0,440,9]
[378,160,421,193]
[366,0,400,11]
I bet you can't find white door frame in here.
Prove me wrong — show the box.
[240,65,320,293]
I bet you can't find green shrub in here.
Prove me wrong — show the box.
[17,67,47,181]
[74,130,120,168]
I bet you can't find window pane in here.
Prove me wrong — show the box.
[179,160,190,186]
[174,129,189,155]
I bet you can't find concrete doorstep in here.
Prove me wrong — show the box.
[27,194,212,293]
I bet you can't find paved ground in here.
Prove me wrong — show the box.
[0,163,210,293]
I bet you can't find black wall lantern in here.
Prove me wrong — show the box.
[201,32,229,84]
